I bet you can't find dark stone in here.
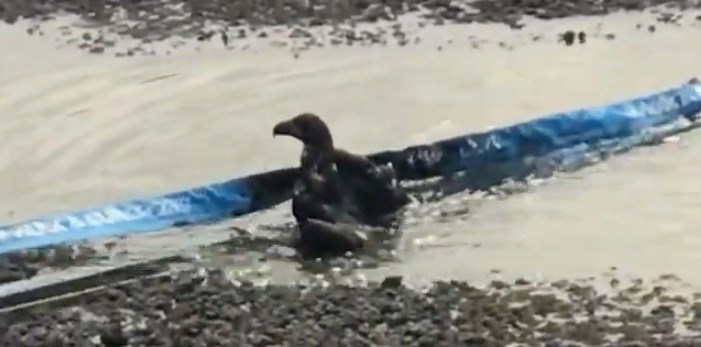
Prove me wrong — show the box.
[560,30,576,46]
[380,276,403,288]
[89,46,105,54]
[99,322,129,347]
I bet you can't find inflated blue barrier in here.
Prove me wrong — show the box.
[0,168,300,255]
[1,79,701,255]
[369,79,701,179]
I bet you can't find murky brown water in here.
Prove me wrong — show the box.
[2,12,701,289]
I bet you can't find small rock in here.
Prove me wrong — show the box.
[560,30,576,46]
[381,276,403,289]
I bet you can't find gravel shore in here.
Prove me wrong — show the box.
[0,0,698,55]
[2,268,701,346]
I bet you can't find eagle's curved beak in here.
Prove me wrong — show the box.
[273,119,301,139]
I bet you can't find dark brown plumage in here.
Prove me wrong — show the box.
[273,113,409,257]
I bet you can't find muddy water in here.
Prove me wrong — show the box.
[2,12,701,288]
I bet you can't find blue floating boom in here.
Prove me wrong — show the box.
[370,79,701,180]
[1,79,701,255]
